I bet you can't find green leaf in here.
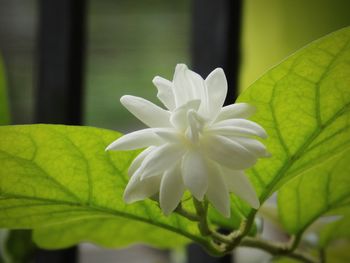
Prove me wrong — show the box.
[0,54,10,125]
[0,125,205,249]
[237,27,350,220]
[278,148,350,235]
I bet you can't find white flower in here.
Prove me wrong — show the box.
[106,64,269,217]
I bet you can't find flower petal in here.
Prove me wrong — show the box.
[154,129,181,144]
[181,151,208,200]
[232,137,270,158]
[173,64,205,107]
[128,146,155,176]
[153,76,176,111]
[121,95,171,128]
[205,68,227,119]
[213,119,268,139]
[159,164,185,216]
[170,99,201,130]
[202,135,257,170]
[215,103,256,122]
[105,128,162,151]
[140,144,185,179]
[206,162,231,217]
[187,110,200,142]
[185,68,206,102]
[221,168,260,209]
[123,172,161,203]
[209,126,264,139]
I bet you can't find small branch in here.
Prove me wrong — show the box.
[192,198,241,246]
[193,198,211,236]
[174,203,200,221]
[288,234,302,252]
[221,211,258,252]
[175,198,316,263]
[241,237,318,263]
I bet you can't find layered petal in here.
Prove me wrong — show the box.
[153,76,176,110]
[206,162,231,217]
[182,150,208,200]
[159,164,185,215]
[128,146,155,176]
[215,103,256,122]
[121,95,171,128]
[140,144,185,179]
[221,168,260,209]
[231,137,270,158]
[213,119,268,139]
[170,99,201,130]
[173,64,205,106]
[123,172,161,203]
[105,128,162,151]
[202,135,257,170]
[154,129,181,144]
[186,110,200,142]
[204,68,227,119]
[209,126,265,139]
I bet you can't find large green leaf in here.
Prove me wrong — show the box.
[274,27,350,236]
[0,54,10,125]
[237,27,350,220]
[0,125,204,249]
[278,148,350,234]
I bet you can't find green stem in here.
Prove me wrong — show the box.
[241,237,318,263]
[174,203,200,221]
[193,198,211,236]
[174,197,315,262]
[220,210,258,252]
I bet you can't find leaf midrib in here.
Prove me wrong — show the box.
[0,192,204,244]
[0,149,81,202]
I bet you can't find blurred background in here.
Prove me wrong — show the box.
[0,0,350,262]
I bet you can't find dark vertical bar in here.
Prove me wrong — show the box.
[36,0,86,125]
[35,0,86,262]
[189,0,242,262]
[191,0,242,105]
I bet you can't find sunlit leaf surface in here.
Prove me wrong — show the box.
[273,28,350,236]
[0,125,203,249]
[237,27,350,230]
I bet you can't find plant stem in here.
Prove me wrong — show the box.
[193,198,211,236]
[192,198,232,245]
[174,198,316,262]
[174,203,200,221]
[221,210,258,252]
[241,237,318,263]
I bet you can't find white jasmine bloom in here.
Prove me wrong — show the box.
[106,64,269,217]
